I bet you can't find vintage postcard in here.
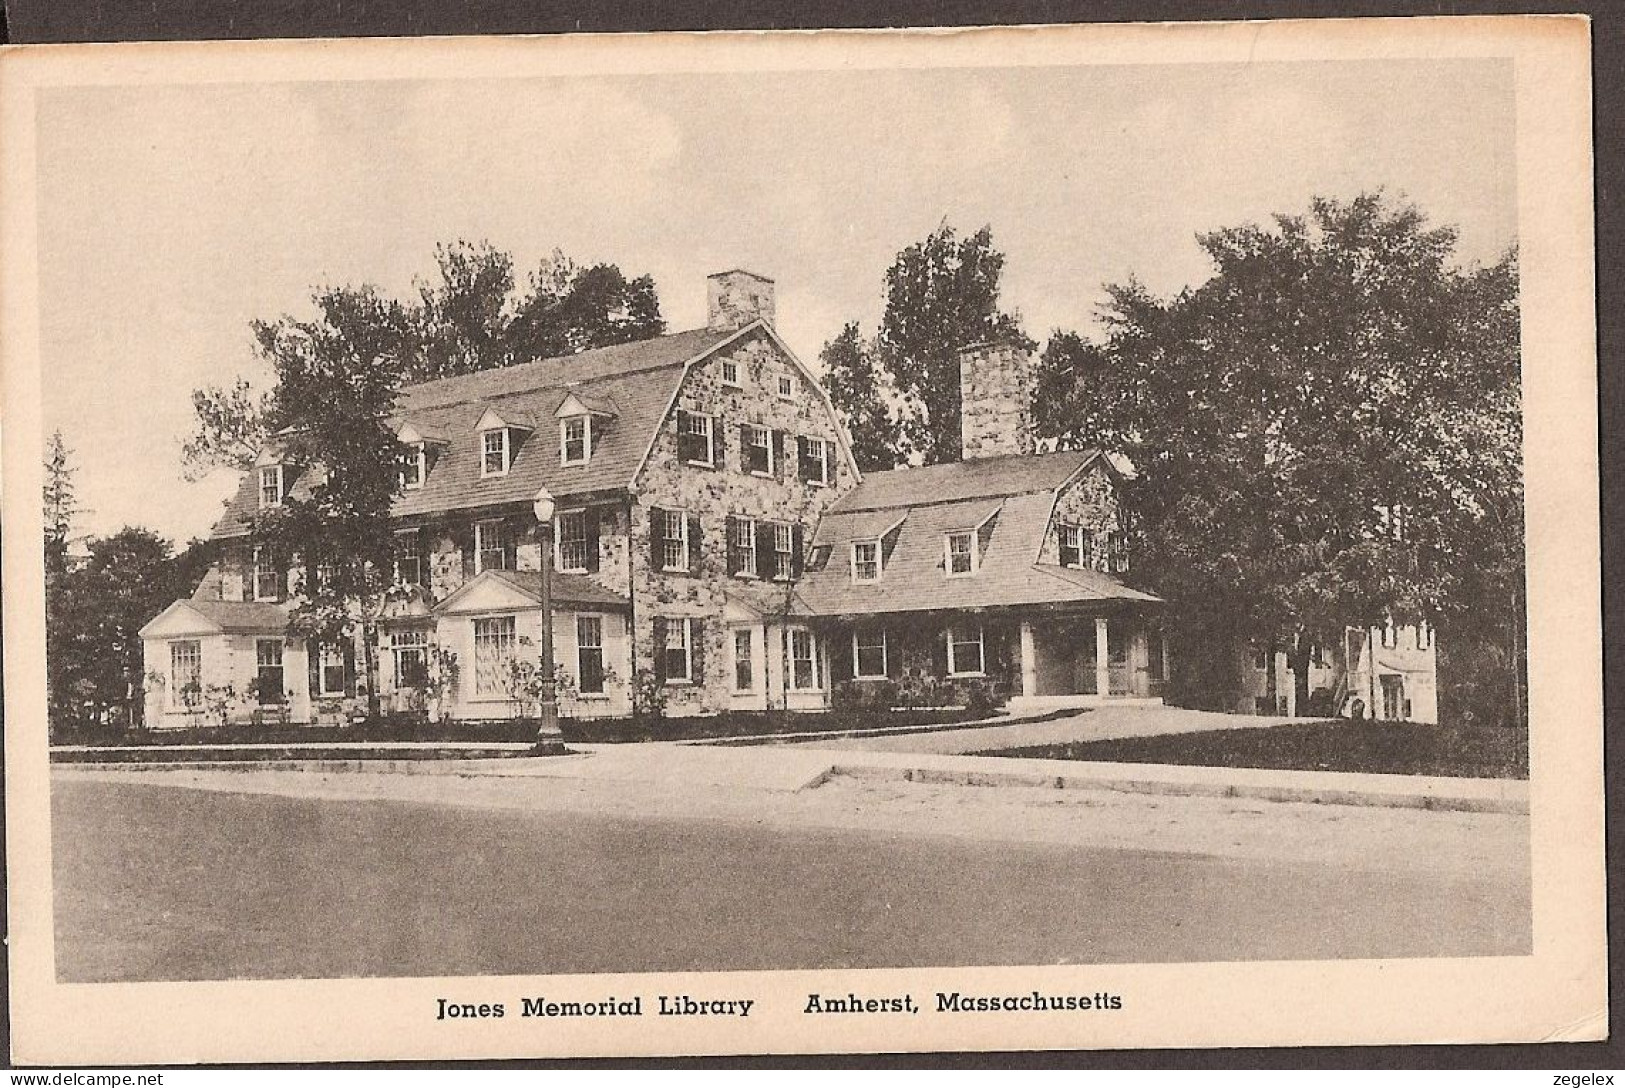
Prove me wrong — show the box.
[1,15,1602,1064]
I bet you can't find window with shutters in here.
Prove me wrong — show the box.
[733,628,754,692]
[744,424,773,476]
[678,411,715,466]
[259,464,284,508]
[475,520,513,573]
[720,358,742,387]
[557,510,589,572]
[398,444,426,489]
[255,640,285,704]
[947,624,985,677]
[789,627,819,690]
[252,546,280,601]
[577,615,606,695]
[481,428,511,477]
[798,436,830,485]
[392,628,429,689]
[663,617,692,683]
[661,509,690,572]
[729,516,757,577]
[945,531,976,577]
[853,626,888,679]
[560,416,590,466]
[473,616,517,696]
[170,640,202,708]
[772,522,795,581]
[394,529,423,586]
[318,644,348,697]
[851,540,880,583]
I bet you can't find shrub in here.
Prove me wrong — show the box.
[964,678,997,717]
[831,680,865,710]
[631,668,667,721]
[1303,687,1338,718]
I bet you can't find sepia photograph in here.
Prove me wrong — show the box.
[1,15,1602,1063]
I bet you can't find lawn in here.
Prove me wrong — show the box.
[978,719,1528,780]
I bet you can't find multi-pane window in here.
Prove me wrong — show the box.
[557,510,589,572]
[259,465,284,507]
[475,520,512,573]
[394,530,423,586]
[945,531,976,577]
[318,645,347,697]
[1059,524,1088,568]
[733,629,754,692]
[481,429,510,477]
[798,436,830,485]
[560,416,590,465]
[729,516,756,576]
[678,411,715,466]
[1106,530,1129,573]
[946,625,985,676]
[789,627,819,690]
[721,359,741,386]
[398,444,425,489]
[663,617,692,683]
[252,545,280,601]
[170,640,202,708]
[473,616,517,697]
[661,509,689,572]
[777,374,796,400]
[392,628,429,689]
[852,540,880,583]
[576,616,605,695]
[745,424,773,476]
[255,639,285,704]
[772,522,795,581]
[854,626,887,679]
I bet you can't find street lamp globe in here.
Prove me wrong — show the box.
[532,486,556,525]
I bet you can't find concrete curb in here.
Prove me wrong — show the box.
[823,758,1528,814]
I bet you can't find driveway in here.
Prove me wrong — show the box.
[786,703,1309,755]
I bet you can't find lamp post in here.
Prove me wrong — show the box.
[531,486,566,754]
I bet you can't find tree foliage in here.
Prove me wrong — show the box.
[42,429,80,579]
[1034,194,1523,720]
[823,224,1029,468]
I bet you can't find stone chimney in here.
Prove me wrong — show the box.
[707,269,776,331]
[958,338,1037,460]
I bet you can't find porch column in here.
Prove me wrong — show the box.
[1094,616,1111,698]
[1019,621,1037,698]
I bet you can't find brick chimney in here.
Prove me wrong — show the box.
[707,270,776,331]
[958,338,1036,460]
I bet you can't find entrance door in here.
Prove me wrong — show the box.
[1107,625,1133,695]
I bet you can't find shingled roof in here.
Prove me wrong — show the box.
[827,447,1101,514]
[210,325,743,538]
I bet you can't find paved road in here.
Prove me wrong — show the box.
[53,777,1529,983]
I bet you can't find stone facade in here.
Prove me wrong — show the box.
[959,340,1036,460]
[1037,462,1123,567]
[707,269,775,331]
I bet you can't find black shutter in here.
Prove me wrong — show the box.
[342,639,357,698]
[725,516,741,575]
[503,516,520,570]
[710,415,724,469]
[794,435,807,481]
[689,618,705,683]
[306,640,321,704]
[738,425,750,471]
[791,524,804,579]
[687,514,702,573]
[584,509,601,574]
[885,628,904,680]
[649,507,666,571]
[830,629,854,683]
[675,410,692,463]
[773,431,787,477]
[932,627,951,677]
[652,617,668,683]
[457,523,476,582]
[754,522,775,579]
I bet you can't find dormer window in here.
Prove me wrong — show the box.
[259,465,285,508]
[852,540,880,583]
[398,443,426,490]
[560,415,591,466]
[945,531,977,577]
[1058,524,1090,568]
[481,428,510,477]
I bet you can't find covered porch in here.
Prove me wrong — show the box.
[1011,606,1168,713]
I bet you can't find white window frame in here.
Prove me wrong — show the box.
[393,529,423,586]
[254,638,285,705]
[576,614,607,696]
[777,374,797,400]
[317,644,347,697]
[251,545,279,602]
[555,509,589,573]
[475,519,511,574]
[731,627,756,693]
[851,539,881,583]
[398,443,426,490]
[259,464,284,508]
[472,615,518,698]
[1062,524,1085,568]
[946,624,986,678]
[771,521,794,581]
[720,358,742,387]
[663,616,693,685]
[481,428,510,478]
[853,626,888,680]
[169,639,202,709]
[800,435,830,486]
[661,509,690,573]
[788,626,820,691]
[745,424,774,478]
[559,415,591,466]
[730,515,757,579]
[391,628,429,689]
[680,410,716,467]
[945,531,978,577]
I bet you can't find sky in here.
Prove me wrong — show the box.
[35,57,1516,545]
